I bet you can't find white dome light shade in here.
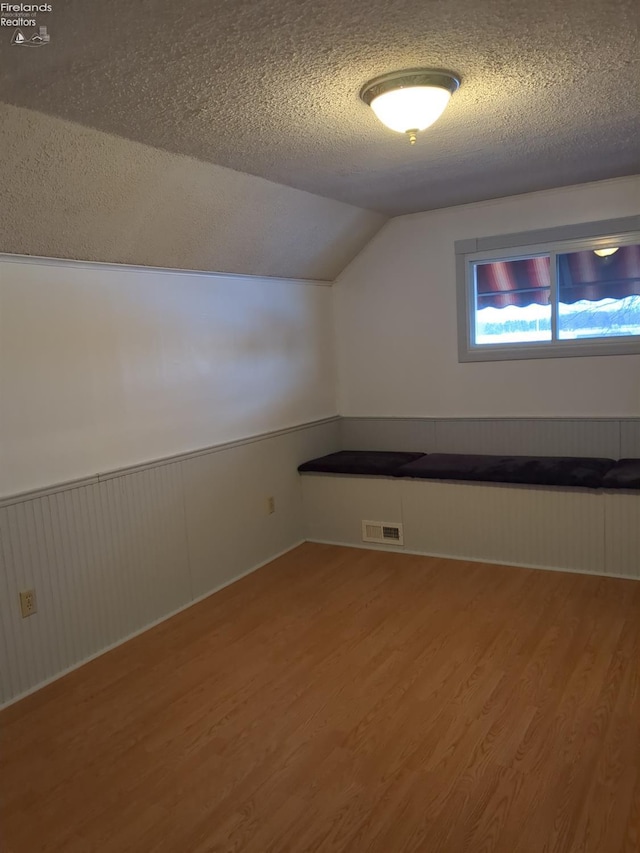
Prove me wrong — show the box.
[593,247,619,257]
[360,69,460,143]
[369,85,452,134]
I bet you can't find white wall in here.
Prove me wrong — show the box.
[335,176,640,418]
[0,256,336,497]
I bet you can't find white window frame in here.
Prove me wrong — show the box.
[456,215,640,362]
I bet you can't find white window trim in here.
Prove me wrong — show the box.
[455,215,640,363]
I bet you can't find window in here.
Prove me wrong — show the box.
[456,216,640,362]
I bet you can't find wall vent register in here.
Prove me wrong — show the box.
[362,521,404,545]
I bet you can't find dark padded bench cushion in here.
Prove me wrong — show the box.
[298,450,425,477]
[396,453,616,489]
[601,459,640,490]
[396,454,499,483]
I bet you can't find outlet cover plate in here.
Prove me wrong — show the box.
[19,589,37,618]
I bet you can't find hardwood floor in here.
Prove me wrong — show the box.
[2,542,640,852]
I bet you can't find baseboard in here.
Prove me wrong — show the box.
[304,538,640,582]
[0,540,305,710]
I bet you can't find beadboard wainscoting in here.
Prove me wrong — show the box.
[339,417,640,458]
[300,474,640,581]
[0,418,339,706]
[3,415,640,706]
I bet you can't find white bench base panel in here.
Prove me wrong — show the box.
[301,475,640,579]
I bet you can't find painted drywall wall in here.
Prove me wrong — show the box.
[0,104,386,281]
[0,256,336,497]
[335,177,640,417]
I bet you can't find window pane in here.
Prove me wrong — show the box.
[473,256,551,345]
[558,244,640,340]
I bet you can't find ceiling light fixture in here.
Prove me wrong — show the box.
[593,247,619,257]
[360,69,460,145]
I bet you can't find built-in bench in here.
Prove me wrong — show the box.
[299,450,640,490]
[298,450,425,477]
[298,451,640,579]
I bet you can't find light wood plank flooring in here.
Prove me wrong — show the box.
[2,543,640,852]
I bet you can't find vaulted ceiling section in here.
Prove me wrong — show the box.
[0,0,637,276]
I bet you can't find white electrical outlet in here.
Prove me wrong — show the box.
[267,496,276,514]
[19,589,37,618]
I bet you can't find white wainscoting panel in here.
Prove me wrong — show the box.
[621,422,640,457]
[604,492,640,578]
[182,423,338,599]
[0,462,190,704]
[0,418,339,707]
[301,475,403,548]
[299,474,636,579]
[339,418,436,452]
[400,480,605,575]
[338,417,634,458]
[432,418,621,458]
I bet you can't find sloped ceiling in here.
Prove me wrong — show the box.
[1,0,638,218]
[0,103,385,280]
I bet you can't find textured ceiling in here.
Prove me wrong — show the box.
[1,0,639,216]
[0,103,385,280]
